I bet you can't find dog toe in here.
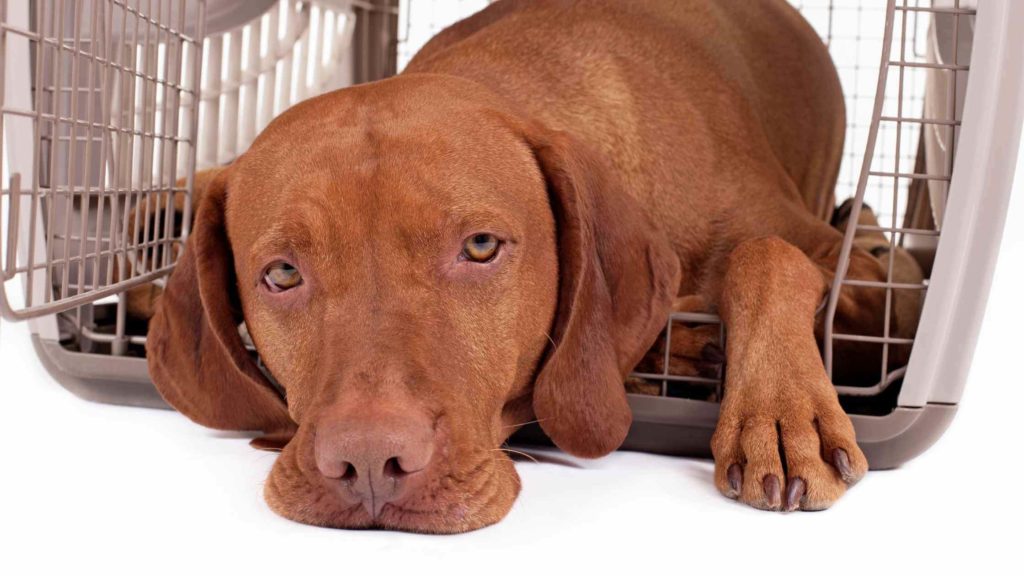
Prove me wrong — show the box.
[711,421,743,499]
[777,417,847,511]
[815,406,868,485]
[713,398,867,512]
[738,420,785,510]
[712,419,786,511]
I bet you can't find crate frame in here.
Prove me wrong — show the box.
[3,0,1023,469]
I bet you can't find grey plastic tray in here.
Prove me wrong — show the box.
[33,335,957,470]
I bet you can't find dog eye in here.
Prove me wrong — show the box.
[264,262,303,292]
[462,233,500,263]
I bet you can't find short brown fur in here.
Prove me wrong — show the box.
[148,0,905,532]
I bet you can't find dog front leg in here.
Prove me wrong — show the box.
[711,236,868,511]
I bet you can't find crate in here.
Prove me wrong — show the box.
[2,0,1022,469]
[0,0,394,399]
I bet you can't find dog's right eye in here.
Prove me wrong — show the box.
[264,262,303,292]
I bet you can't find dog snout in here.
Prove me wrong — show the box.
[314,409,436,518]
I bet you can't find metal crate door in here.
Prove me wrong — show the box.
[1,0,206,321]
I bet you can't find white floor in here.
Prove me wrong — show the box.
[2,151,1023,576]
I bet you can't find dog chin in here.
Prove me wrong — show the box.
[263,439,522,533]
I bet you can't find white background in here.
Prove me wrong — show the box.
[3,2,1023,574]
[0,134,1021,574]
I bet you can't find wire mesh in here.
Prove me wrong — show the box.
[1,0,978,413]
[794,0,935,226]
[1,0,360,357]
[627,0,976,410]
[1,0,206,321]
[824,0,973,400]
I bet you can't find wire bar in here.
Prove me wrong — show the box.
[2,1,978,411]
[1,0,205,321]
[627,0,976,406]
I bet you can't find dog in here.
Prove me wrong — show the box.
[147,0,916,532]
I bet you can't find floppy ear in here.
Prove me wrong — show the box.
[527,127,681,458]
[147,170,296,440]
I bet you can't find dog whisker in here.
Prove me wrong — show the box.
[544,332,557,349]
[501,417,550,429]
[491,446,540,464]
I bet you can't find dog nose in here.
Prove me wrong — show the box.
[314,409,435,518]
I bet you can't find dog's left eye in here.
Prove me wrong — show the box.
[462,233,501,263]
[264,262,303,292]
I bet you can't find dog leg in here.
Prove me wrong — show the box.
[632,294,724,391]
[711,236,868,512]
[628,321,723,398]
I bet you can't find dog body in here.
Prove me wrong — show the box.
[409,0,845,275]
[148,0,894,532]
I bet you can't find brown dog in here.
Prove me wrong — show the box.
[148,0,902,532]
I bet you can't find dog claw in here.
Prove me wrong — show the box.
[697,361,723,379]
[727,464,743,497]
[763,474,781,510]
[784,477,805,512]
[701,342,726,364]
[832,448,855,483]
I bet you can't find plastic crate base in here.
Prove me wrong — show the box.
[34,335,957,470]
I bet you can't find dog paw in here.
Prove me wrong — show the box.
[636,324,722,377]
[710,389,867,511]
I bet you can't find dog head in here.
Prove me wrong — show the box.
[147,75,679,533]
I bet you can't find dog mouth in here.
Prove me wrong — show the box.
[267,428,522,533]
[346,497,479,533]
[325,450,520,533]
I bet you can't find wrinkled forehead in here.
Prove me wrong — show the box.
[223,91,546,253]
